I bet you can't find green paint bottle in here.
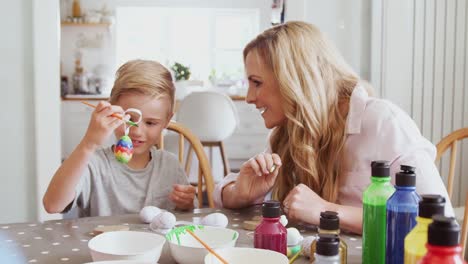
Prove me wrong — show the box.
[362,160,395,264]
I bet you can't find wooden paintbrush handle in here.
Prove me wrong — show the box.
[186,229,229,264]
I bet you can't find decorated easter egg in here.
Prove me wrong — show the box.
[150,211,177,230]
[200,212,228,228]
[287,227,304,246]
[280,214,288,226]
[300,236,316,257]
[114,135,133,163]
[139,206,162,223]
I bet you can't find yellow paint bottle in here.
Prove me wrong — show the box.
[404,194,445,264]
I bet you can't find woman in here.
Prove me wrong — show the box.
[213,21,452,234]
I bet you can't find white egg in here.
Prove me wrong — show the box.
[280,215,288,226]
[139,206,161,223]
[300,236,316,257]
[287,227,304,246]
[200,213,228,228]
[150,211,176,230]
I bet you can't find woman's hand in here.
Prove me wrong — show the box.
[283,184,363,234]
[283,184,330,225]
[170,184,196,210]
[234,153,282,205]
[82,101,124,151]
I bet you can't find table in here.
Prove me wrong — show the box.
[0,206,362,263]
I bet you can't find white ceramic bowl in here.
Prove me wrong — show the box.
[166,226,239,264]
[88,231,166,262]
[204,247,289,264]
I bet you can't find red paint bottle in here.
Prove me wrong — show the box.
[254,200,287,255]
[419,215,466,264]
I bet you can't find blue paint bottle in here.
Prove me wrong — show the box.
[386,165,420,264]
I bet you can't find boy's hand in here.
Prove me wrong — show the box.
[170,184,196,210]
[82,101,124,151]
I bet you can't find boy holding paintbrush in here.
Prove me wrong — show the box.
[43,60,196,217]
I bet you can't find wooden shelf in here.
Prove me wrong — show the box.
[61,22,111,27]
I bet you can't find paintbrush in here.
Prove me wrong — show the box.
[81,101,138,127]
[186,229,229,264]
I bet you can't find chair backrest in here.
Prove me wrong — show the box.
[174,80,206,100]
[435,127,468,198]
[158,121,215,208]
[176,91,239,142]
[435,127,468,258]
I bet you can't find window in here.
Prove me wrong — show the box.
[115,4,262,83]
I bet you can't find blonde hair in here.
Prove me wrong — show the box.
[244,21,368,203]
[110,59,175,114]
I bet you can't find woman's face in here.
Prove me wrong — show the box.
[245,50,287,129]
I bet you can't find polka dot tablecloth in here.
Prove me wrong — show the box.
[0,206,363,263]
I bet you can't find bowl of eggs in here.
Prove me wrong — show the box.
[204,248,289,264]
[166,225,238,264]
[88,231,166,262]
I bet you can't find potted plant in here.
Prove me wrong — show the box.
[171,62,191,81]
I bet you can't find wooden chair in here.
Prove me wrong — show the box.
[435,127,468,258]
[158,121,215,208]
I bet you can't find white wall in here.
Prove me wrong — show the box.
[286,0,372,80]
[33,0,62,222]
[0,0,35,223]
[0,0,61,224]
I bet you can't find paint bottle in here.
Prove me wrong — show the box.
[314,234,341,264]
[362,160,395,264]
[254,200,287,255]
[310,211,347,263]
[419,215,466,264]
[404,194,445,264]
[386,165,420,264]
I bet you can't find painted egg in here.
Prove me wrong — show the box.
[139,206,162,223]
[200,212,228,228]
[287,227,304,246]
[300,236,316,257]
[114,135,133,163]
[280,214,288,226]
[150,211,177,230]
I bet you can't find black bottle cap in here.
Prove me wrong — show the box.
[396,165,416,186]
[371,160,390,177]
[262,200,281,218]
[316,233,340,256]
[419,194,445,218]
[428,215,460,246]
[319,211,340,230]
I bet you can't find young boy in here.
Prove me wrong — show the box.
[43,60,197,217]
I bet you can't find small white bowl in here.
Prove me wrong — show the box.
[204,247,289,264]
[166,226,238,264]
[88,231,165,262]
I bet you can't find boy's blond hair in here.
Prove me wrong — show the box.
[110,59,175,114]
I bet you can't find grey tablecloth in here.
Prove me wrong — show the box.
[0,206,362,263]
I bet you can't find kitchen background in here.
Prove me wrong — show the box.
[1,0,467,224]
